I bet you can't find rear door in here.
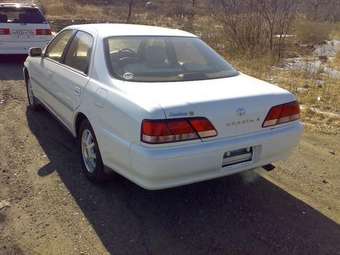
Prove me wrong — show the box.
[0,6,51,47]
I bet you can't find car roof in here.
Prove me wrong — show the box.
[0,2,39,8]
[66,23,197,38]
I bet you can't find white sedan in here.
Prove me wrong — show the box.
[0,3,52,54]
[24,24,303,190]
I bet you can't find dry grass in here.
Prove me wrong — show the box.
[274,69,340,111]
[330,52,340,71]
[271,68,340,134]
[303,108,340,135]
[330,22,340,40]
[294,18,332,44]
[37,0,127,21]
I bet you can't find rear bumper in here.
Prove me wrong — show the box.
[0,40,50,54]
[124,122,303,190]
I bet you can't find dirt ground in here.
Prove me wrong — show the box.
[0,56,339,255]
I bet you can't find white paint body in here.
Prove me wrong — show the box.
[0,3,52,54]
[24,24,303,190]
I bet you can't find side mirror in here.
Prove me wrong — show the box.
[28,47,42,57]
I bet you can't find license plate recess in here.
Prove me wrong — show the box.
[222,147,253,167]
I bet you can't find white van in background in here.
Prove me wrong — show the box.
[0,3,52,54]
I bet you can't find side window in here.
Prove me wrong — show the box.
[45,30,74,62]
[64,31,93,74]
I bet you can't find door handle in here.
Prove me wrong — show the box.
[94,101,104,108]
[74,86,81,96]
[94,88,107,109]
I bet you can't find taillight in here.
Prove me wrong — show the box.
[190,118,217,138]
[36,29,51,35]
[0,28,10,35]
[141,117,217,144]
[262,101,300,128]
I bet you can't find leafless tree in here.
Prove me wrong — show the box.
[126,0,134,23]
[258,0,297,58]
[170,1,192,19]
[310,0,332,20]
[299,0,340,22]
[216,0,265,54]
[192,0,197,18]
[215,0,297,58]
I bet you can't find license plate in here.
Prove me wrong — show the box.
[222,147,253,167]
[12,30,34,39]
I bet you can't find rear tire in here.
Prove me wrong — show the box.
[25,77,41,111]
[79,119,111,183]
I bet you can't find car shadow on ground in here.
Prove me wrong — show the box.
[26,108,340,255]
[0,55,26,81]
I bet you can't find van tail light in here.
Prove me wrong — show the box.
[262,101,300,128]
[0,28,10,35]
[36,29,51,35]
[141,117,217,144]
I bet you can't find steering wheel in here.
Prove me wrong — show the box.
[118,48,138,63]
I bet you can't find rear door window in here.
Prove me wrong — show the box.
[63,31,94,74]
[45,30,74,62]
[0,7,46,24]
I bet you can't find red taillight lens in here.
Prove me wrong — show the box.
[189,118,218,138]
[263,101,300,128]
[141,118,217,144]
[0,28,10,35]
[36,29,52,35]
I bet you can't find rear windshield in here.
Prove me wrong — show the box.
[105,36,239,82]
[0,7,46,24]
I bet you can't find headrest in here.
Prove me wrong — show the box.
[0,14,8,23]
[18,13,26,22]
[144,44,168,66]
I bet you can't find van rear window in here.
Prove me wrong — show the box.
[0,7,46,24]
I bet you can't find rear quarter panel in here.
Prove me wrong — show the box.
[78,77,166,175]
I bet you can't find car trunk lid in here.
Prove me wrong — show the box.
[121,74,296,140]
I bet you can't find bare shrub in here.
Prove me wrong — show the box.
[295,18,332,44]
[299,0,340,22]
[212,0,297,58]
[331,51,340,70]
[166,1,193,19]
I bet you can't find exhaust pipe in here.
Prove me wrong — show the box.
[262,164,275,172]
